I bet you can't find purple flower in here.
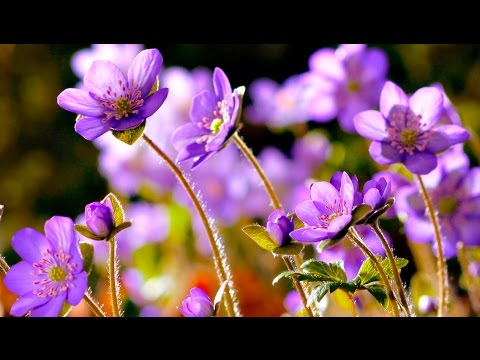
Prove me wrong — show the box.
[283,290,302,314]
[266,210,294,247]
[396,146,480,258]
[305,44,388,133]
[418,295,437,314]
[177,287,214,317]
[290,172,361,243]
[4,216,87,317]
[171,67,241,169]
[362,176,391,212]
[57,48,169,141]
[353,81,469,174]
[85,200,114,238]
[372,171,410,218]
[431,83,462,125]
[317,225,389,279]
[70,44,144,83]
[246,74,310,127]
[291,131,331,181]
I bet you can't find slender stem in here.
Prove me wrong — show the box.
[348,227,400,317]
[83,291,107,317]
[416,174,448,317]
[0,254,10,274]
[294,254,317,316]
[457,242,480,315]
[234,132,315,316]
[142,133,239,317]
[108,237,121,317]
[371,222,412,317]
[283,257,314,317]
[233,132,283,210]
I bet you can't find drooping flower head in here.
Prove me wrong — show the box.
[266,210,294,247]
[371,170,410,218]
[171,67,241,169]
[290,172,361,243]
[304,44,388,133]
[362,176,391,212]
[4,216,87,317]
[177,287,214,317]
[354,81,470,174]
[57,48,169,141]
[85,200,114,239]
[396,146,480,257]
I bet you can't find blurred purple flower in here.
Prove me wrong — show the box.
[304,44,388,133]
[317,225,390,279]
[290,172,361,243]
[172,67,241,169]
[246,74,310,127]
[396,146,480,258]
[266,210,294,247]
[177,287,214,317]
[140,305,162,317]
[85,200,114,238]
[71,44,144,83]
[431,83,462,125]
[284,290,302,314]
[291,131,331,181]
[58,48,169,141]
[4,216,87,317]
[469,261,480,277]
[418,295,437,314]
[354,81,469,174]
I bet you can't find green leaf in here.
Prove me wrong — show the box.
[351,204,373,225]
[59,301,73,317]
[272,243,303,256]
[242,224,278,252]
[355,256,408,286]
[301,244,316,261]
[74,224,105,241]
[328,281,342,293]
[272,270,296,285]
[110,221,132,238]
[307,283,329,306]
[301,259,347,282]
[383,257,409,279]
[103,193,124,227]
[79,242,94,275]
[111,120,146,145]
[316,237,343,253]
[365,284,388,308]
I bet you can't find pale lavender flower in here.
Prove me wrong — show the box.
[177,287,214,317]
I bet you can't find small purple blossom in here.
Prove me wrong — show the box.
[85,200,114,238]
[58,48,169,141]
[431,83,462,125]
[177,287,214,317]
[290,172,361,243]
[171,67,241,169]
[353,81,470,174]
[396,146,480,258]
[317,225,390,279]
[362,176,391,212]
[266,210,294,247]
[291,131,331,181]
[304,44,388,133]
[4,216,87,317]
[418,295,437,315]
[372,171,410,218]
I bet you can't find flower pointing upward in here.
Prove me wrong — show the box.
[57,48,168,141]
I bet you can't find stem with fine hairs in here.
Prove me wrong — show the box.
[108,236,121,317]
[283,256,314,317]
[142,133,240,317]
[416,174,448,317]
[371,221,412,317]
[0,254,9,274]
[83,290,107,317]
[348,227,400,317]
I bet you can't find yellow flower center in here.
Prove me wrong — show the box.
[438,196,458,216]
[347,81,360,93]
[49,266,66,282]
[210,118,223,135]
[401,129,418,148]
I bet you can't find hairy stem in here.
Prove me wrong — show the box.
[142,133,240,317]
[284,257,314,317]
[108,237,121,317]
[0,254,9,274]
[416,175,448,317]
[371,222,412,317]
[348,227,400,317]
[83,290,107,317]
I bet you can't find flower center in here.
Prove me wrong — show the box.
[98,80,144,121]
[49,266,66,282]
[196,100,230,146]
[210,118,223,135]
[386,105,432,155]
[438,196,458,216]
[347,81,360,93]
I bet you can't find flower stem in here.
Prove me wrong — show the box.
[0,254,9,274]
[108,237,121,317]
[233,132,282,210]
[142,133,240,317]
[283,256,314,317]
[83,290,107,317]
[416,174,448,317]
[233,132,315,316]
[348,227,400,317]
[371,222,412,317]
[456,242,480,315]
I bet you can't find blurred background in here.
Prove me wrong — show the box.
[1,44,480,317]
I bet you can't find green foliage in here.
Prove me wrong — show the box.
[103,193,124,227]
[272,243,303,255]
[242,224,278,251]
[111,120,146,145]
[79,242,94,275]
